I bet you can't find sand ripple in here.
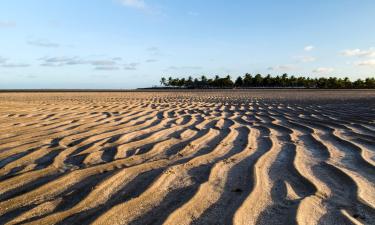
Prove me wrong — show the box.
[0,91,374,225]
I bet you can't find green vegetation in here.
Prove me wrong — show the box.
[160,74,375,89]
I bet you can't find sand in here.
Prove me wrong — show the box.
[0,90,374,225]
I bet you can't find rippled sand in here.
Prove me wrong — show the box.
[0,90,374,225]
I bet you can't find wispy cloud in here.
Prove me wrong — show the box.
[119,0,147,9]
[40,57,120,67]
[145,59,157,63]
[146,46,161,56]
[18,74,38,79]
[295,56,316,63]
[304,45,314,51]
[90,60,117,66]
[95,66,120,71]
[0,57,7,64]
[1,63,30,68]
[341,48,375,57]
[124,63,139,70]
[0,20,16,28]
[39,55,139,71]
[268,64,297,71]
[118,0,162,15]
[39,57,85,66]
[355,59,375,67]
[313,67,334,73]
[0,56,30,68]
[28,39,60,48]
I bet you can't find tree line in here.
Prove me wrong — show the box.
[160,74,375,89]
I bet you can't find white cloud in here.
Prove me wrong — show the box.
[355,59,375,67]
[313,67,334,73]
[268,64,297,71]
[304,45,314,51]
[28,39,60,48]
[120,0,146,9]
[341,48,375,57]
[295,56,316,63]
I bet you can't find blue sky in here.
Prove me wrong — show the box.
[1,0,375,89]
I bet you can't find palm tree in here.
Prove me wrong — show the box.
[168,77,173,86]
[201,75,208,87]
[254,74,263,87]
[243,73,253,87]
[235,76,243,87]
[281,73,288,87]
[160,77,166,86]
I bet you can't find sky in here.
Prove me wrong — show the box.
[1,0,375,89]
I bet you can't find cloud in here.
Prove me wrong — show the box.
[355,59,375,67]
[313,67,334,73]
[0,57,8,63]
[18,74,38,79]
[65,59,87,65]
[1,63,30,68]
[119,0,147,9]
[39,57,122,67]
[147,46,159,51]
[26,75,38,79]
[28,39,60,48]
[146,46,161,56]
[295,56,316,63]
[39,55,139,71]
[268,65,297,71]
[341,48,375,57]
[304,45,314,51]
[39,57,85,66]
[145,59,157,63]
[0,56,29,68]
[0,20,16,28]
[124,62,139,70]
[118,0,162,15]
[90,60,117,66]
[95,66,120,71]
